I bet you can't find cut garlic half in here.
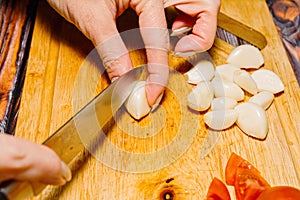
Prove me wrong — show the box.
[233,70,258,95]
[211,78,244,101]
[251,69,284,94]
[211,97,238,111]
[215,64,241,82]
[204,109,238,130]
[125,81,151,120]
[187,81,214,111]
[227,44,264,69]
[185,60,215,84]
[235,102,268,140]
[248,91,274,110]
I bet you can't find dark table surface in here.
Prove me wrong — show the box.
[0,0,299,135]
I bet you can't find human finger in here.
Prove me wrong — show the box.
[0,133,71,185]
[46,0,133,80]
[165,0,220,56]
[131,0,170,106]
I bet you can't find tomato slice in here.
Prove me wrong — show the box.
[225,153,270,200]
[206,177,231,200]
[257,186,300,200]
[225,152,260,185]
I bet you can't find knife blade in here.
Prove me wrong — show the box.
[0,66,144,200]
[199,129,222,159]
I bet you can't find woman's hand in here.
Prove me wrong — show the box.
[0,133,71,185]
[46,0,170,106]
[164,0,220,56]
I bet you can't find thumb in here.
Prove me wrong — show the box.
[0,134,71,185]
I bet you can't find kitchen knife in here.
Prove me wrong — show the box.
[0,66,144,200]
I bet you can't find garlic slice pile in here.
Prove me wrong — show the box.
[185,44,284,140]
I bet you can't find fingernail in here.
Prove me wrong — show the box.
[170,27,192,37]
[111,77,119,82]
[61,161,72,182]
[173,51,196,58]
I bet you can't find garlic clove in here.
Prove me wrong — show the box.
[204,109,238,130]
[226,44,264,69]
[215,64,241,82]
[185,60,215,84]
[251,69,284,94]
[187,81,214,111]
[211,78,244,101]
[248,91,274,110]
[125,81,151,120]
[233,70,258,95]
[211,97,238,111]
[235,102,268,139]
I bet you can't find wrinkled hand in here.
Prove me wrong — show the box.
[0,133,71,185]
[47,0,169,106]
[164,0,220,55]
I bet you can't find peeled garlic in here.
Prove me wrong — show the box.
[211,78,244,101]
[215,64,241,82]
[235,102,268,139]
[204,109,238,130]
[185,60,215,84]
[251,69,284,94]
[233,70,258,95]
[227,44,264,69]
[125,81,151,120]
[248,91,274,110]
[187,81,214,111]
[211,97,238,111]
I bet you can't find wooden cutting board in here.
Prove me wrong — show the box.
[15,0,300,199]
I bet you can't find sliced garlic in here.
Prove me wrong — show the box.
[233,70,258,95]
[235,102,268,139]
[248,91,274,110]
[211,78,244,101]
[125,81,151,120]
[211,97,238,111]
[204,109,238,130]
[187,81,214,111]
[251,69,284,94]
[215,64,241,82]
[227,44,264,69]
[185,60,215,84]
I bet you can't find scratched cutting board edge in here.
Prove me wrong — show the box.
[15,0,300,199]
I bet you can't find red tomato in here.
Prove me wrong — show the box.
[225,152,260,185]
[257,186,300,200]
[206,177,231,200]
[225,153,270,200]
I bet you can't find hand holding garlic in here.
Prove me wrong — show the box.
[46,0,170,106]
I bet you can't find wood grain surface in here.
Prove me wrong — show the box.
[11,0,300,199]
